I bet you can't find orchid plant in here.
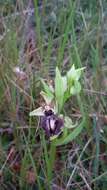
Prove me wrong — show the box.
[29,64,85,145]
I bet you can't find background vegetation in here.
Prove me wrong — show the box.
[0,0,107,189]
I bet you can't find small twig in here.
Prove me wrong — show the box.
[0,147,15,173]
[80,172,92,190]
[84,88,107,96]
[66,137,92,189]
[71,112,107,121]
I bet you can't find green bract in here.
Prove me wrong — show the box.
[40,79,54,104]
[55,67,66,112]
[54,65,85,111]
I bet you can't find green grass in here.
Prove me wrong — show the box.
[0,0,107,189]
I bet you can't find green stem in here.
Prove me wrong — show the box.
[42,133,56,188]
[48,142,56,181]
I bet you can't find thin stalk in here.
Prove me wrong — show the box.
[48,142,56,181]
[42,134,51,189]
[42,131,56,187]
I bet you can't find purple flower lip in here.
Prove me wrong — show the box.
[40,109,63,137]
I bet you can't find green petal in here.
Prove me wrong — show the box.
[29,107,44,116]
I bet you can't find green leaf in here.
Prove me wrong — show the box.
[67,65,76,84]
[41,79,54,95]
[62,76,67,92]
[67,65,85,86]
[70,81,81,95]
[40,91,54,104]
[55,67,65,112]
[54,118,86,146]
[29,107,44,116]
[63,91,70,103]
[62,118,85,145]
